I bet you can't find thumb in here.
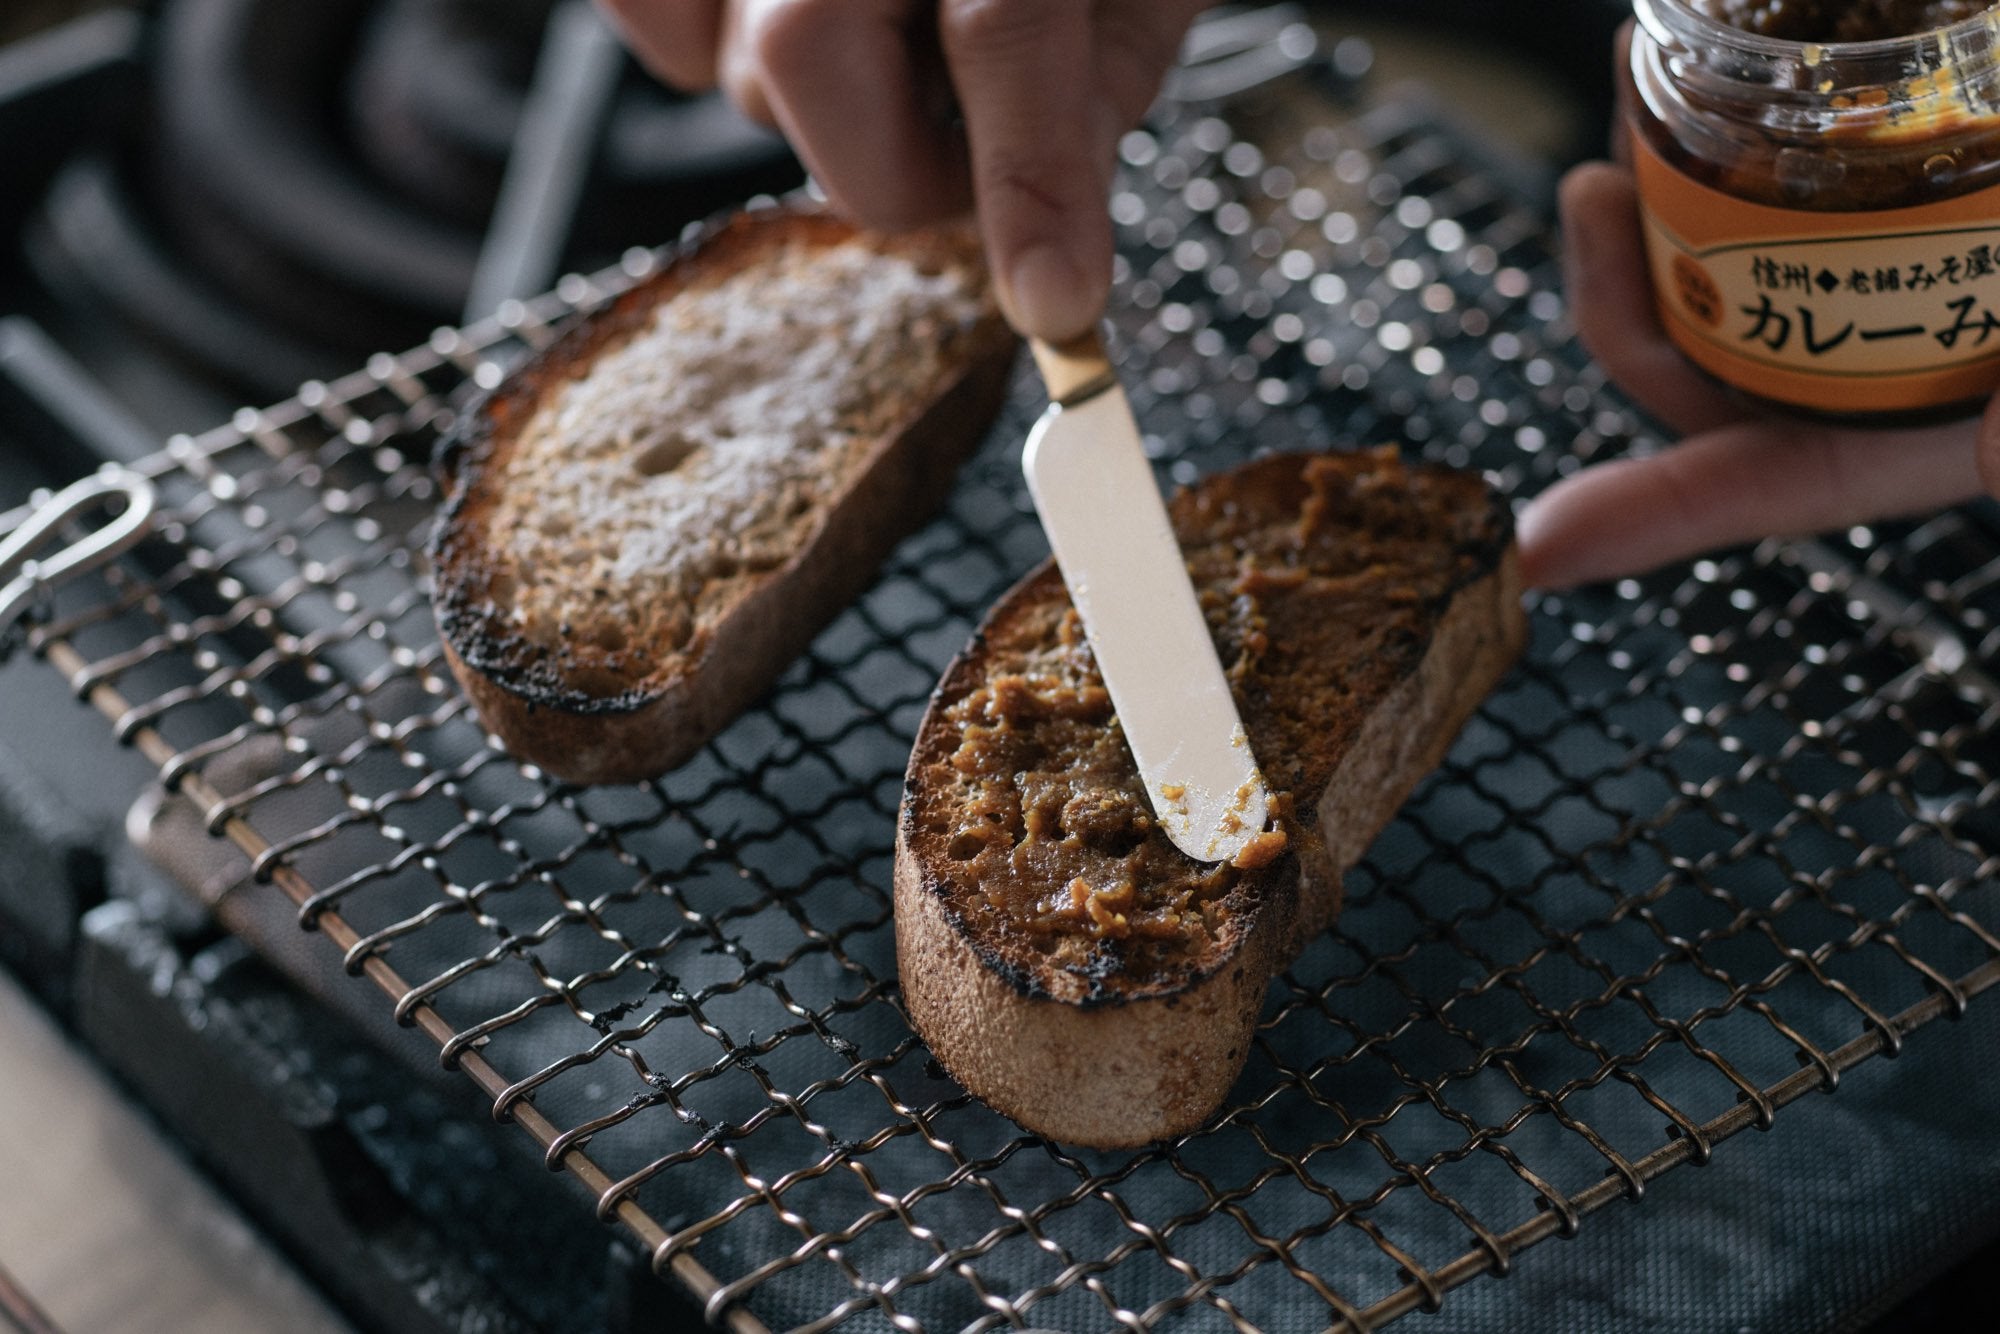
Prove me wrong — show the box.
[941,0,1112,341]
[1518,419,1983,590]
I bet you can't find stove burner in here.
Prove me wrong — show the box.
[15,0,800,398]
[30,154,349,391]
[350,0,800,238]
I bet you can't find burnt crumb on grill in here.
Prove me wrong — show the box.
[589,999,645,1031]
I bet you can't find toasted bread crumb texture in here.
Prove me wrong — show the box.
[906,448,1512,1002]
[485,233,990,663]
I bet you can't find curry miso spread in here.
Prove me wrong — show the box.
[1636,1,2000,213]
[907,449,1506,998]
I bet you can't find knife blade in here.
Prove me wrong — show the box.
[1022,330,1272,864]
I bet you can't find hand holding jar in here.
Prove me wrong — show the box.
[1523,1,2000,589]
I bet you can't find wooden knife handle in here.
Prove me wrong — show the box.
[1030,329,1116,407]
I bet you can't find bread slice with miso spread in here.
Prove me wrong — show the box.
[431,204,1016,784]
[895,449,1525,1147]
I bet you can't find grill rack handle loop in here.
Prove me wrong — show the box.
[0,469,156,641]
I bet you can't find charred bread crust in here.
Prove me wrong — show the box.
[895,450,1526,1147]
[429,204,1017,783]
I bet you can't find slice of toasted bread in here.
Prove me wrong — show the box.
[895,448,1525,1147]
[431,205,1017,784]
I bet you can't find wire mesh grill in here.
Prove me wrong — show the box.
[13,77,2000,1334]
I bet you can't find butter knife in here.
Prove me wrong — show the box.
[1022,330,1272,864]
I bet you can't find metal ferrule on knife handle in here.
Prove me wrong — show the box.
[1030,335,1121,408]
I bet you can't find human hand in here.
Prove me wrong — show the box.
[1517,163,2000,592]
[598,0,1208,341]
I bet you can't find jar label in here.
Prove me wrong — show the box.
[1632,126,2000,413]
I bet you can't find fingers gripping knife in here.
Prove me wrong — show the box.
[1022,331,1272,864]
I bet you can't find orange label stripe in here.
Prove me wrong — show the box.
[1631,125,2000,414]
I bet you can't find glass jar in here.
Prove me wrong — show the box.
[1628,0,2000,419]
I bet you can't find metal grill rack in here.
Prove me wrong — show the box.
[10,74,2000,1334]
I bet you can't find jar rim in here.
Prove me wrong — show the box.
[1636,0,2000,59]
